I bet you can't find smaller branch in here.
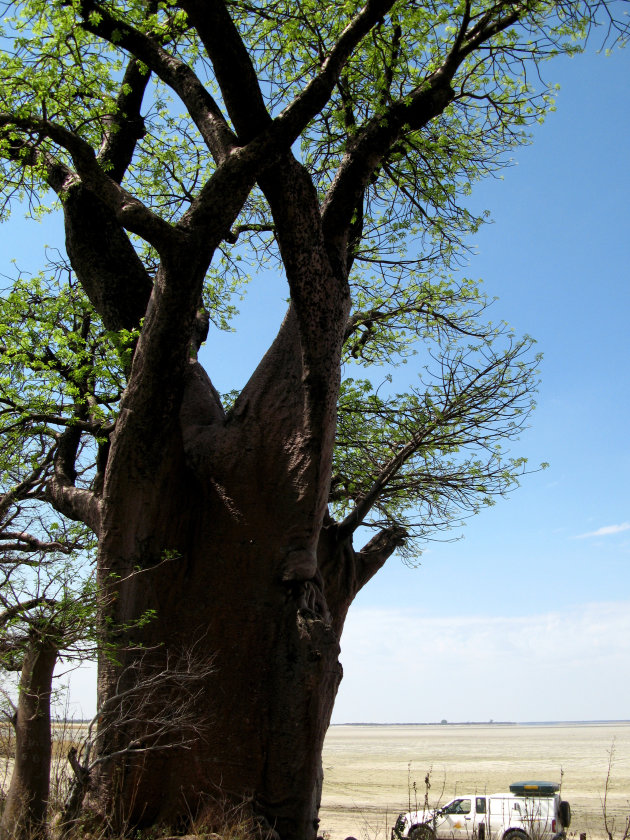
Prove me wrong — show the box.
[0,532,80,554]
[0,113,179,252]
[0,447,55,523]
[0,597,58,629]
[223,223,275,245]
[61,644,216,829]
[46,428,102,535]
[354,524,408,591]
[98,58,152,183]
[0,407,114,436]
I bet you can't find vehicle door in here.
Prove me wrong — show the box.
[474,797,488,840]
[435,798,475,839]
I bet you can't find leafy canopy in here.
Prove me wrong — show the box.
[0,0,626,552]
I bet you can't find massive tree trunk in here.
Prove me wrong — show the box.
[94,511,345,839]
[44,145,408,839]
[0,637,57,840]
[89,297,358,838]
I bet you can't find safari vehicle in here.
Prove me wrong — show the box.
[391,781,571,840]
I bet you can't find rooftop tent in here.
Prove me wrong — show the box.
[509,782,560,797]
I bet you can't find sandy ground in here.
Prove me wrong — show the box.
[318,722,630,840]
[2,721,628,840]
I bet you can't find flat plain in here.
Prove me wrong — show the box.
[319,722,630,840]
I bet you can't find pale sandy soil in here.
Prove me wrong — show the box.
[2,722,628,840]
[318,723,630,840]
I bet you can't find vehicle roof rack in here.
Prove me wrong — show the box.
[509,782,560,797]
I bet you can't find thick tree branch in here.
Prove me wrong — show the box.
[321,75,456,271]
[354,524,408,591]
[275,0,398,144]
[0,113,178,251]
[258,155,349,360]
[75,0,237,163]
[317,516,406,634]
[98,58,152,183]
[177,0,272,143]
[182,0,398,152]
[46,428,102,535]
[62,183,155,332]
[320,3,527,272]
[0,123,153,331]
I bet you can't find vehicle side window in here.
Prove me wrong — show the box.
[444,799,472,815]
[476,798,486,814]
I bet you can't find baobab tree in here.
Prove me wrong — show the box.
[0,1,626,838]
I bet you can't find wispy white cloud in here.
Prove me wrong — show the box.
[574,522,630,539]
[333,602,630,723]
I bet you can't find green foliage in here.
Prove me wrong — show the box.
[0,0,626,557]
[0,265,125,432]
[0,261,127,514]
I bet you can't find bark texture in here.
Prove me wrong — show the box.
[0,638,57,840]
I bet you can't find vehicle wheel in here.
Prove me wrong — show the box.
[409,825,436,840]
[559,801,571,828]
[503,831,529,840]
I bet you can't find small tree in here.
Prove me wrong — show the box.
[0,420,95,839]
[0,490,94,840]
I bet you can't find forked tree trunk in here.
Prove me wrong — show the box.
[86,310,354,839]
[0,637,57,840]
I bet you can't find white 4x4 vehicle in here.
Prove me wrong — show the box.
[392,782,571,840]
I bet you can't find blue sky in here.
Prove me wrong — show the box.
[332,45,630,723]
[2,42,629,723]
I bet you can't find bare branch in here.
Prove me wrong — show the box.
[62,643,216,828]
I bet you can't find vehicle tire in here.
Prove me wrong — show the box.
[409,825,436,840]
[503,831,529,840]
[559,801,571,828]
